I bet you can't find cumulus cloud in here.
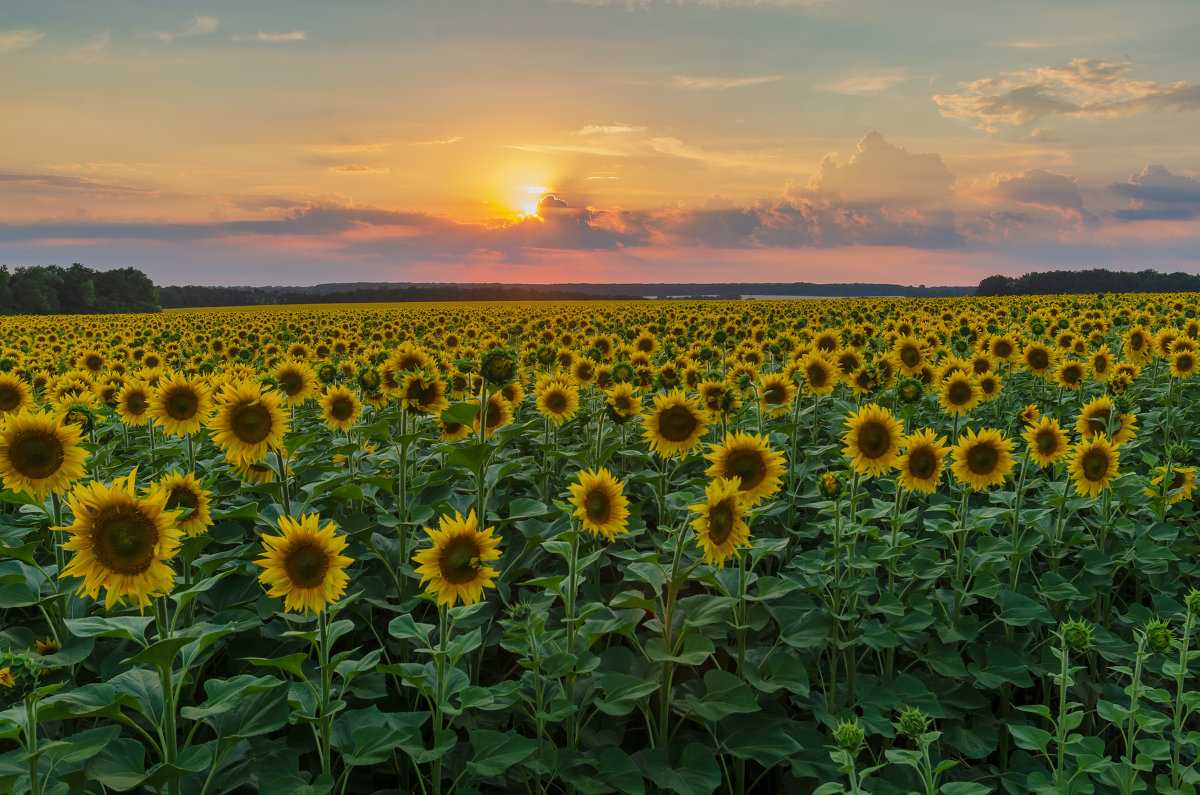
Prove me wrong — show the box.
[233,30,308,43]
[994,169,1085,214]
[0,29,45,52]
[154,16,218,43]
[934,58,1200,131]
[1111,165,1200,220]
[804,130,955,206]
[669,74,783,90]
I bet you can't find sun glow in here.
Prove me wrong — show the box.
[517,185,550,218]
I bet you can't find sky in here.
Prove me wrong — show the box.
[3,0,1200,287]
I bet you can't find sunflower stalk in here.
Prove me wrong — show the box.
[1170,608,1194,789]
[1008,449,1032,594]
[657,519,690,749]
[154,596,181,795]
[316,609,334,779]
[22,694,43,795]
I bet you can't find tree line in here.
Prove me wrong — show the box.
[157,284,645,307]
[0,264,161,315]
[976,268,1200,296]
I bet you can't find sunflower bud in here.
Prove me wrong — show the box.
[1185,589,1200,620]
[612,361,636,384]
[896,707,929,739]
[480,348,518,386]
[896,376,923,404]
[61,403,97,434]
[1060,618,1094,652]
[833,718,865,751]
[818,471,844,500]
[1169,443,1192,465]
[1144,618,1175,655]
[316,364,338,385]
[0,651,41,707]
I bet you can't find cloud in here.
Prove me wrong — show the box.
[564,0,829,6]
[669,74,783,90]
[819,69,909,96]
[233,30,308,43]
[995,169,1085,214]
[1111,165,1200,220]
[154,16,218,43]
[934,58,1200,131]
[410,136,464,145]
[572,123,645,135]
[989,34,1111,49]
[62,32,110,64]
[329,164,390,173]
[0,172,154,199]
[804,130,955,206]
[0,29,44,52]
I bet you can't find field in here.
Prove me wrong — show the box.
[0,295,1198,794]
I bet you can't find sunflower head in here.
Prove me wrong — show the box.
[895,428,948,494]
[1023,417,1070,468]
[208,381,290,465]
[642,389,709,458]
[841,403,903,477]
[567,468,631,542]
[0,410,89,499]
[411,510,502,607]
[57,470,182,609]
[689,477,752,568]
[1069,434,1119,498]
[704,431,786,506]
[148,471,213,537]
[950,427,1016,491]
[256,513,353,614]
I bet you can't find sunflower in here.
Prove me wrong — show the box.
[689,477,751,568]
[1075,396,1137,446]
[256,513,353,614]
[438,418,472,443]
[1023,417,1070,468]
[894,428,948,494]
[977,371,1003,402]
[893,337,928,375]
[757,373,796,417]
[799,352,838,396]
[400,371,450,415]
[1125,326,1151,363]
[1021,342,1055,377]
[148,472,213,537]
[1020,403,1040,427]
[567,467,631,542]
[474,393,514,439]
[232,460,281,484]
[988,334,1018,362]
[642,390,708,457]
[605,382,642,419]
[1146,465,1196,505]
[950,427,1015,491]
[704,431,786,506]
[1172,349,1198,379]
[0,410,89,499]
[1053,360,1087,391]
[1069,435,1119,498]
[937,372,980,416]
[150,372,212,437]
[535,376,580,425]
[1090,345,1114,382]
[318,385,363,431]
[273,361,318,407]
[411,510,502,607]
[841,403,903,477]
[56,470,182,609]
[0,374,31,416]
[208,381,290,464]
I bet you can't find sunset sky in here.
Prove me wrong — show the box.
[3,0,1200,286]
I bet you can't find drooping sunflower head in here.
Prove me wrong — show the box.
[1146,465,1197,505]
[1023,416,1070,468]
[208,381,289,465]
[704,431,786,506]
[401,372,450,415]
[567,467,631,542]
[318,385,363,432]
[0,410,89,499]
[689,476,751,568]
[895,428,948,494]
[642,389,709,458]
[411,509,502,607]
[605,382,642,419]
[950,427,1016,491]
[148,471,213,537]
[841,403,903,477]
[1069,435,1119,498]
[256,513,353,614]
[1020,403,1041,427]
[57,470,182,610]
[474,393,514,439]
[1075,395,1136,444]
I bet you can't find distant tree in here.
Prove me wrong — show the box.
[0,264,161,315]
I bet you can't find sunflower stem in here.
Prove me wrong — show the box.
[24,695,41,795]
[155,597,180,795]
[433,604,448,795]
[317,609,333,778]
[1171,610,1193,789]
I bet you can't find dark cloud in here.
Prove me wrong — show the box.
[537,194,570,211]
[1110,165,1200,221]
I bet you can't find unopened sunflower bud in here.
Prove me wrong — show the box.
[1186,589,1200,620]
[818,471,844,501]
[896,377,923,404]
[1144,618,1175,655]
[834,718,865,750]
[1061,618,1094,652]
[0,651,41,707]
[896,707,929,739]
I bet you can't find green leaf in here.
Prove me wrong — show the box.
[644,633,714,666]
[180,675,284,721]
[635,743,721,795]
[244,652,309,678]
[388,614,435,644]
[718,713,803,766]
[64,615,154,644]
[38,725,119,766]
[994,590,1054,626]
[86,737,146,791]
[594,673,659,716]
[687,670,758,722]
[467,730,538,777]
[1008,724,1052,753]
[123,636,192,669]
[442,402,481,425]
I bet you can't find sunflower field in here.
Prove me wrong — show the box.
[1,295,1200,794]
